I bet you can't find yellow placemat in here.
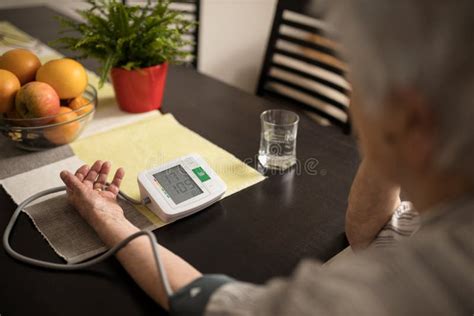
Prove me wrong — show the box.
[71,114,266,225]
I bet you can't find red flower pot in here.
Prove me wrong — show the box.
[110,63,168,113]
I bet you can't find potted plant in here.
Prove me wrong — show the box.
[55,0,194,113]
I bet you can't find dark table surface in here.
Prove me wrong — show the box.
[0,6,359,315]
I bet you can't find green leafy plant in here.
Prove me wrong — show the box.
[54,0,194,87]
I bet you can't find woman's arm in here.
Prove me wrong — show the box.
[60,161,201,310]
[92,214,202,310]
[346,158,401,250]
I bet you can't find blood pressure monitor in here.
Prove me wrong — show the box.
[138,154,227,222]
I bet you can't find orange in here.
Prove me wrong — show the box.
[0,49,41,85]
[68,96,93,116]
[44,106,80,145]
[0,69,21,113]
[36,58,88,99]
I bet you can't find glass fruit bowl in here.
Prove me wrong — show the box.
[0,84,97,151]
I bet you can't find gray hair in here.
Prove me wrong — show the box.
[326,0,474,176]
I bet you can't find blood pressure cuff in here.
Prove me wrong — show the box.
[169,274,235,316]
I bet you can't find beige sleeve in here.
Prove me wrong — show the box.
[204,239,468,316]
[205,259,389,316]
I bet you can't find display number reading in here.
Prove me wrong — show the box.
[153,165,203,204]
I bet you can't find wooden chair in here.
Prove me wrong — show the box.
[123,0,201,69]
[256,0,351,133]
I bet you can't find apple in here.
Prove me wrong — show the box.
[15,81,60,125]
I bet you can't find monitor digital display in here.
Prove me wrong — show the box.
[153,165,203,204]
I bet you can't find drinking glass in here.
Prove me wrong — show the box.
[258,109,299,170]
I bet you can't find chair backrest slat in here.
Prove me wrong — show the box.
[265,89,348,128]
[267,75,348,112]
[280,19,325,37]
[278,34,335,57]
[273,48,345,76]
[272,54,350,90]
[270,61,348,94]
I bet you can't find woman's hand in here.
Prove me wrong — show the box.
[60,160,127,231]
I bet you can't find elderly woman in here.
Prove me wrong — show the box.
[59,0,473,314]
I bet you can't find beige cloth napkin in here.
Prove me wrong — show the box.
[24,194,152,263]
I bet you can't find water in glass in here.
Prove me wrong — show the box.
[258,109,299,170]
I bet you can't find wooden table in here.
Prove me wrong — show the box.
[0,6,359,315]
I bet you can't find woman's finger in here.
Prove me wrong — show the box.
[94,161,111,190]
[84,160,103,186]
[107,167,125,195]
[75,164,90,182]
[60,170,85,192]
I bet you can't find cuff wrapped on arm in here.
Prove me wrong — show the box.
[169,274,235,316]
